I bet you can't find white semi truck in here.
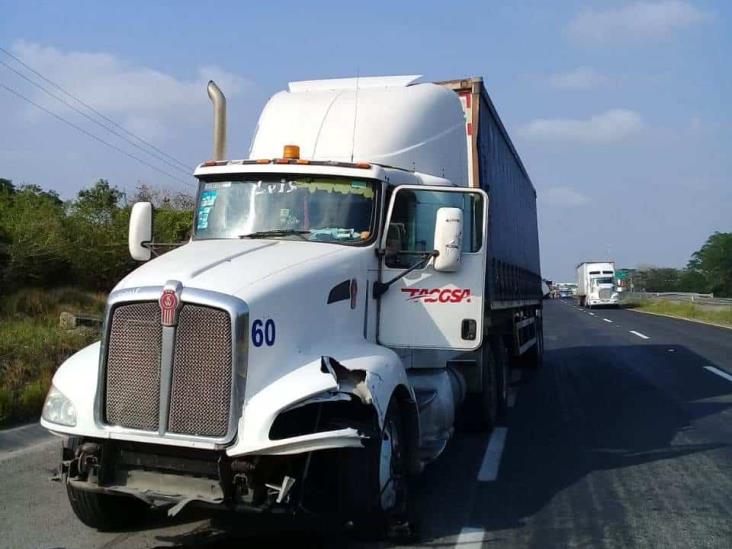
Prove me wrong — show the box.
[41,75,542,535]
[576,261,619,308]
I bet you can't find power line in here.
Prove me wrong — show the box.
[0,45,192,172]
[0,59,192,178]
[0,81,194,188]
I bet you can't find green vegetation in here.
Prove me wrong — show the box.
[0,178,193,292]
[0,288,106,425]
[0,178,193,426]
[627,232,732,296]
[626,299,732,328]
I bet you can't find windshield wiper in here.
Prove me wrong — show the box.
[238,230,311,240]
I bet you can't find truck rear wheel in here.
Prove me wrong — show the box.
[343,398,408,540]
[66,483,148,531]
[479,343,499,429]
[524,317,544,369]
[456,342,498,432]
[491,335,510,419]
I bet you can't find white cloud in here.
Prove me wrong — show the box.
[541,186,590,207]
[568,1,711,44]
[9,41,250,141]
[519,109,644,143]
[548,67,610,90]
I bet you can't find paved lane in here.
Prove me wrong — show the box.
[1,300,731,548]
[455,300,732,548]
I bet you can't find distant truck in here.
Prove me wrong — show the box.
[41,75,542,536]
[576,261,619,308]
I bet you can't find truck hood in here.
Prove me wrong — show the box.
[114,239,354,296]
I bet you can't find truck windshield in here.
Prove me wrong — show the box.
[593,277,614,285]
[194,176,376,244]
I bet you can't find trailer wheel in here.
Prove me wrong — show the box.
[491,335,510,419]
[66,484,148,531]
[344,397,408,540]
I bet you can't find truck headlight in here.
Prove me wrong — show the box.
[42,386,77,427]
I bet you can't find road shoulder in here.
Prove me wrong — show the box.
[0,422,56,461]
[626,307,732,331]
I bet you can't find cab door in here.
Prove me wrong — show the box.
[377,185,488,350]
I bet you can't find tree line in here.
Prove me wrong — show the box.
[0,177,194,293]
[1,177,729,297]
[628,232,732,297]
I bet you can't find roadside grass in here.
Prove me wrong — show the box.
[625,299,732,328]
[0,288,105,427]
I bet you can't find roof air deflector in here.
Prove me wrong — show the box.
[288,75,422,93]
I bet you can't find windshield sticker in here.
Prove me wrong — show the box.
[255,180,297,195]
[196,190,218,230]
[204,182,231,189]
[296,181,374,198]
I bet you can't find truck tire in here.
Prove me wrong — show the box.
[479,343,499,429]
[491,335,510,419]
[343,397,408,540]
[524,317,544,369]
[66,483,148,531]
[456,343,498,432]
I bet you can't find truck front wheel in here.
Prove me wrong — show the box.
[342,398,408,539]
[66,483,148,531]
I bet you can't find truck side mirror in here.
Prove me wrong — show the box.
[129,202,152,261]
[433,207,462,272]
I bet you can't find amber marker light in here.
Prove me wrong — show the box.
[283,145,300,159]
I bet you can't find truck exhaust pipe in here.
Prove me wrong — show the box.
[207,80,227,161]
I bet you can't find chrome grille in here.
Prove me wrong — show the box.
[168,305,232,437]
[104,299,234,438]
[105,302,162,431]
[599,289,612,299]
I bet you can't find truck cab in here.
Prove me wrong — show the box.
[577,261,619,308]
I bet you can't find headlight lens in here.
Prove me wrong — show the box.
[42,386,77,427]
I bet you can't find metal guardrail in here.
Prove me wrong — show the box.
[623,292,732,306]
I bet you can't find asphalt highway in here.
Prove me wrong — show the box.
[1,299,731,548]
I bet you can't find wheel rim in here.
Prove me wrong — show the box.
[378,416,401,511]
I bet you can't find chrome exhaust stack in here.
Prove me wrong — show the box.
[207,80,227,161]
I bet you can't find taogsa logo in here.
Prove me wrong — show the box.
[401,288,472,303]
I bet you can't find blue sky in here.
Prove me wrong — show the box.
[1,1,729,280]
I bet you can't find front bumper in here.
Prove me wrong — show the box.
[61,438,348,515]
[587,299,619,306]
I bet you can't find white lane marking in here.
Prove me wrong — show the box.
[704,366,732,383]
[630,330,650,339]
[589,312,595,316]
[507,391,517,408]
[477,427,508,481]
[455,527,485,547]
[603,318,613,323]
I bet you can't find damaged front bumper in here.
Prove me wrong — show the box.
[61,432,371,518]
